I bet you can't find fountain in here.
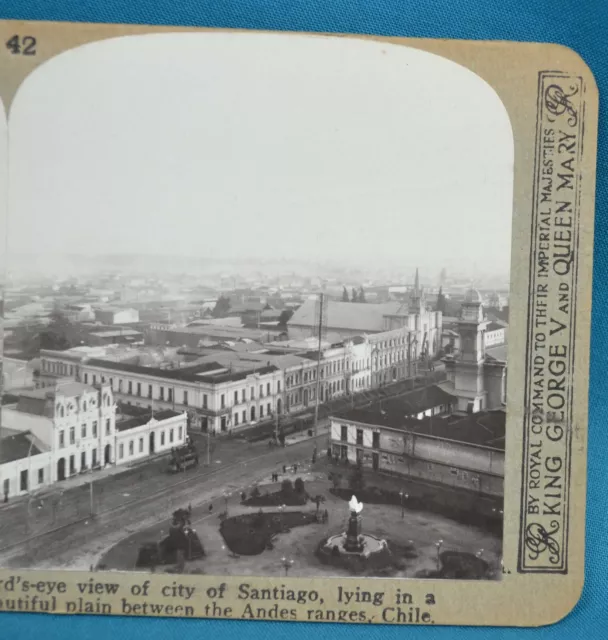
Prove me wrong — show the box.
[316,496,393,573]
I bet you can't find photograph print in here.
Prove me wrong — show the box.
[0,32,512,587]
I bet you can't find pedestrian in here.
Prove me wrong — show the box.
[293,463,298,474]
[208,504,213,513]
[283,465,287,474]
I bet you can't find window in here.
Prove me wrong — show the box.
[118,380,123,392]
[69,427,75,445]
[221,394,225,408]
[105,419,111,435]
[241,389,246,402]
[92,448,97,467]
[148,385,153,398]
[128,381,133,394]
[168,388,173,402]
[340,425,348,442]
[160,387,165,401]
[178,426,183,440]
[137,382,141,396]
[259,385,263,397]
[251,387,255,399]
[251,406,256,421]
[267,402,271,415]
[81,451,86,469]
[119,443,124,459]
[83,401,87,412]
[260,405,264,418]
[234,413,239,426]
[59,431,65,448]
[170,429,174,443]
[139,438,144,453]
[277,381,281,393]
[129,440,134,456]
[356,429,363,446]
[267,382,271,395]
[84,373,88,384]
[242,410,246,423]
[81,424,87,438]
[203,394,208,409]
[234,391,238,404]
[161,431,165,446]
[38,468,44,485]
[372,432,380,448]
[183,391,188,405]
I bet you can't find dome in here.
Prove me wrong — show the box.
[463,288,483,304]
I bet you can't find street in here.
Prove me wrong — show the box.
[0,429,328,569]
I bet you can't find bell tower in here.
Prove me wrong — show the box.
[452,288,490,412]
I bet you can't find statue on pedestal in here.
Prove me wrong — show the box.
[344,495,364,553]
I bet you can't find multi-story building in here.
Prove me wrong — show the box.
[329,405,504,497]
[76,358,283,435]
[0,385,188,499]
[287,271,442,386]
[1,381,117,484]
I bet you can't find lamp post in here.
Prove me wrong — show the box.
[435,539,443,571]
[223,492,229,516]
[280,556,294,576]
[398,491,409,519]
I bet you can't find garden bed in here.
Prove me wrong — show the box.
[220,511,318,556]
[242,478,312,507]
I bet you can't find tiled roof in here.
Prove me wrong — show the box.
[288,299,407,333]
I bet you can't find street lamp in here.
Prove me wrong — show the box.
[223,492,229,515]
[280,556,294,576]
[435,539,443,571]
[398,491,409,519]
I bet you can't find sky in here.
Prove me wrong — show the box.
[5,32,514,276]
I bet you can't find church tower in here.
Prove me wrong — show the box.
[409,268,425,313]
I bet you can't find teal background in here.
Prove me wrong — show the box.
[0,0,606,637]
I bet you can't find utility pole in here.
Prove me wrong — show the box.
[313,293,324,439]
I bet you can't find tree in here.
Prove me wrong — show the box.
[358,286,366,303]
[349,464,365,494]
[342,287,349,302]
[212,295,231,318]
[278,309,294,328]
[281,478,293,494]
[351,287,358,303]
[294,477,305,494]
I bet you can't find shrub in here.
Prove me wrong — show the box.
[349,466,365,493]
[281,478,293,494]
[294,477,305,494]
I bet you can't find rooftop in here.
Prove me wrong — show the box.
[84,357,278,384]
[288,299,407,333]
[334,405,505,450]
[116,409,183,432]
[0,431,43,464]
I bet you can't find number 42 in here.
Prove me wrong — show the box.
[6,35,37,56]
